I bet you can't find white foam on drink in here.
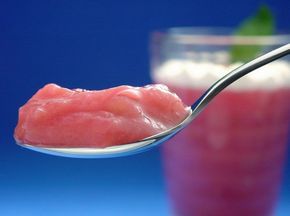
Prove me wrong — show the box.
[153,60,290,90]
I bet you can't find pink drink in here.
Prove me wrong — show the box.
[161,85,290,216]
[150,28,290,215]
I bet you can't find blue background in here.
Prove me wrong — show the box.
[0,0,289,215]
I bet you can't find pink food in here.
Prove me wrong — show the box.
[14,83,189,148]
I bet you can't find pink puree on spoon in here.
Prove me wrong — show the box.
[14,83,190,148]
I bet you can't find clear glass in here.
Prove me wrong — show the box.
[150,27,290,216]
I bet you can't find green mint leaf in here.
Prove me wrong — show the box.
[230,5,275,62]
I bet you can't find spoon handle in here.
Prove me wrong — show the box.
[190,43,290,119]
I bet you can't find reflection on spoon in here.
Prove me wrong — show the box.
[18,43,290,158]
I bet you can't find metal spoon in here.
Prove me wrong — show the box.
[20,43,290,158]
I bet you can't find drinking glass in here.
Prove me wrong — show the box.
[150,28,290,216]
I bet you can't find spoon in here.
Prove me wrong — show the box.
[20,43,290,158]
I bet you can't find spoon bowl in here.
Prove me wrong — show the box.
[18,44,290,158]
[19,109,193,158]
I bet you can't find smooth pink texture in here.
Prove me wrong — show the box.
[14,83,189,148]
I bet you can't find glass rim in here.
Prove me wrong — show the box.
[151,27,290,45]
